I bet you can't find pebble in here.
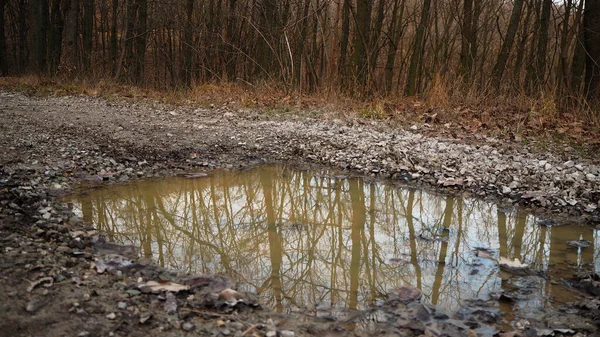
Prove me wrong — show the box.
[182,322,194,331]
[280,331,295,337]
[106,312,117,320]
[118,302,127,309]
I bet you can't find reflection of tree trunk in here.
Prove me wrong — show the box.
[368,184,376,305]
[141,194,154,258]
[152,196,165,267]
[497,210,508,258]
[348,179,365,310]
[511,210,527,259]
[431,196,453,305]
[331,179,343,307]
[261,173,283,312]
[406,190,422,289]
[81,198,94,224]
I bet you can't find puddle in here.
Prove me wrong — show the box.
[65,165,598,317]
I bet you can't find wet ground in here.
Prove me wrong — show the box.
[1,91,600,336]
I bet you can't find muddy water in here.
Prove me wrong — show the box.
[66,165,598,317]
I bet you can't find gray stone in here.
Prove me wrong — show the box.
[182,322,194,331]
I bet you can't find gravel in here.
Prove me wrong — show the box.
[1,90,599,337]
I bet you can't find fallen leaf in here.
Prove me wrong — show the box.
[218,288,244,304]
[184,172,208,179]
[499,257,528,269]
[27,276,54,292]
[138,280,190,293]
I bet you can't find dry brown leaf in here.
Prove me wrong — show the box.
[138,280,190,293]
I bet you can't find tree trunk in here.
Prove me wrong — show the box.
[558,0,574,93]
[64,0,80,73]
[82,0,94,73]
[0,0,6,75]
[531,0,551,91]
[294,0,311,89]
[492,0,524,81]
[31,0,50,73]
[351,0,372,91]
[181,0,194,87]
[256,0,278,79]
[18,0,27,71]
[460,0,474,76]
[225,0,238,81]
[584,0,600,102]
[513,1,532,86]
[110,0,118,76]
[338,0,351,86]
[369,0,385,77]
[405,0,432,96]
[385,0,406,93]
[48,0,64,74]
[131,0,147,83]
[570,2,586,94]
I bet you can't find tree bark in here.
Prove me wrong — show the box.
[570,1,586,94]
[351,0,372,90]
[492,0,525,81]
[460,0,474,76]
[82,0,94,73]
[385,0,406,93]
[110,0,118,76]
[339,0,351,86]
[558,0,574,92]
[48,0,64,74]
[369,0,385,77]
[584,0,600,102]
[530,0,552,91]
[405,0,432,96]
[64,0,80,73]
[0,0,6,75]
[181,0,195,87]
[31,0,50,73]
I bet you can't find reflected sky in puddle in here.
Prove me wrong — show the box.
[65,165,599,316]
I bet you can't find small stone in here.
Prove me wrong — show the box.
[501,186,511,194]
[106,312,117,320]
[266,331,277,337]
[575,164,584,171]
[182,322,194,331]
[118,302,127,310]
[139,312,152,324]
[26,299,41,312]
[564,160,575,168]
[280,331,295,337]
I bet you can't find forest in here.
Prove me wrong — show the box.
[1,0,599,114]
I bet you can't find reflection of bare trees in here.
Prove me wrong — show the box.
[67,166,597,312]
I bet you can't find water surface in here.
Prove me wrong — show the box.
[66,165,598,316]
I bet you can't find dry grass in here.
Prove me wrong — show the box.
[1,75,598,154]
